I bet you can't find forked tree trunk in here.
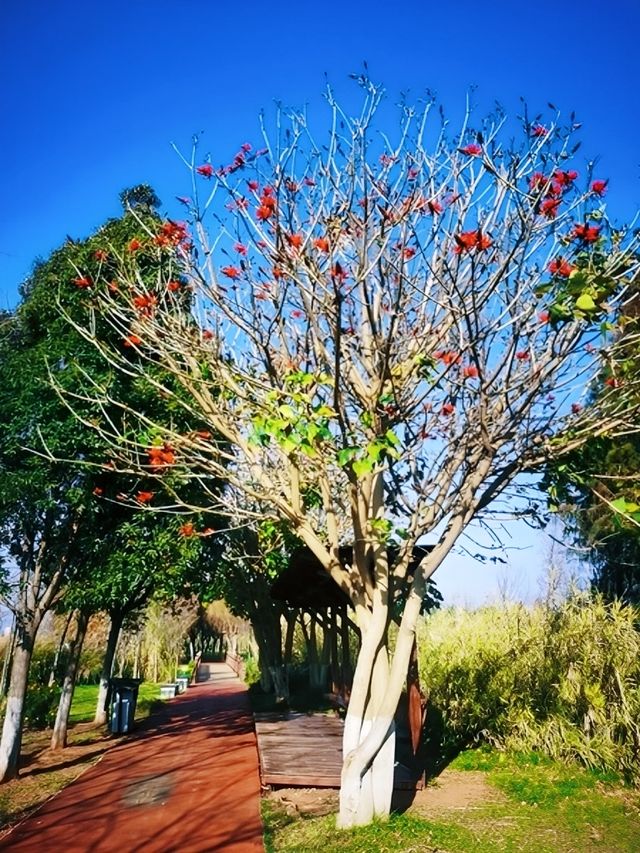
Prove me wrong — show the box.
[51,610,89,750]
[338,575,425,828]
[0,622,38,782]
[94,611,123,726]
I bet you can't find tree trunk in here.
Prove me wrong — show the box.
[51,610,89,750]
[338,573,426,828]
[0,621,37,783]
[48,610,74,687]
[94,611,123,726]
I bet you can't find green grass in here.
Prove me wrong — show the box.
[263,747,640,852]
[69,682,164,723]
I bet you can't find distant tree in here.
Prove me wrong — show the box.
[60,82,639,826]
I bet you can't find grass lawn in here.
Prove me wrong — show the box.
[69,682,163,723]
[263,747,640,853]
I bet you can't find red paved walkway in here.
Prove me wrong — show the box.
[0,664,264,852]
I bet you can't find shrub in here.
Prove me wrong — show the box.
[23,684,61,729]
[418,595,640,780]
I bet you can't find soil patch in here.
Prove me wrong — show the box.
[409,769,504,815]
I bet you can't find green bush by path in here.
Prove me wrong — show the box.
[417,595,640,780]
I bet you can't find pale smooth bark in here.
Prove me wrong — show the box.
[51,610,89,750]
[0,632,36,782]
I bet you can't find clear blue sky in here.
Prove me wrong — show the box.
[1,0,638,602]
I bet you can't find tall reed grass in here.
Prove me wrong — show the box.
[417,595,640,780]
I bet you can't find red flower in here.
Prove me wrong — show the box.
[403,247,416,260]
[435,350,461,366]
[73,275,92,288]
[196,164,214,178]
[179,522,196,538]
[287,233,303,249]
[572,223,600,243]
[605,376,620,388]
[460,143,482,156]
[407,167,420,180]
[553,169,578,187]
[136,490,155,504]
[94,249,108,261]
[427,199,443,215]
[256,204,274,221]
[202,330,214,340]
[291,309,305,319]
[453,230,492,254]
[123,334,142,347]
[167,280,181,292]
[221,266,241,279]
[462,364,479,379]
[247,180,259,192]
[538,311,550,323]
[128,239,142,252]
[441,402,455,416]
[240,142,252,152]
[133,293,157,315]
[148,444,176,468]
[313,237,330,253]
[529,172,548,192]
[93,486,103,496]
[539,198,561,219]
[531,125,548,138]
[515,350,530,361]
[195,430,212,439]
[548,258,575,277]
[571,403,583,413]
[234,242,248,256]
[591,179,608,196]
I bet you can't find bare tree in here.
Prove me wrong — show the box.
[54,81,639,826]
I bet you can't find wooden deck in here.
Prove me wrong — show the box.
[254,712,424,789]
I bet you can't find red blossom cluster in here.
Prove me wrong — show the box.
[123,334,142,347]
[256,186,277,221]
[434,350,462,366]
[73,275,92,288]
[453,230,492,254]
[313,237,330,253]
[133,293,157,316]
[128,239,143,253]
[548,257,575,277]
[572,223,600,243]
[148,443,176,470]
[154,220,190,249]
[221,266,241,280]
[460,143,482,156]
[136,490,155,504]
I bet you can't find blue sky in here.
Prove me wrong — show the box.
[1,0,638,603]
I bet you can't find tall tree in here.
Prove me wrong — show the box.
[60,83,639,826]
[0,187,215,779]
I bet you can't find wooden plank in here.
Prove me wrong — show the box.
[254,711,424,790]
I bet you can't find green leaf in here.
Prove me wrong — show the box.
[575,293,597,311]
[352,458,374,476]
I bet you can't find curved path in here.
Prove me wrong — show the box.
[1,663,264,852]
